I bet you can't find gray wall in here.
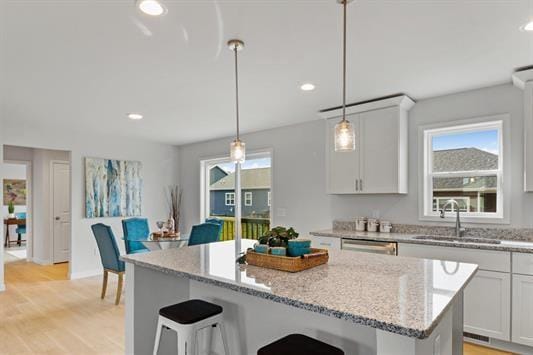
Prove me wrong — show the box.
[178,83,533,237]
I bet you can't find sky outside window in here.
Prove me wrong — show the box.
[432,129,499,155]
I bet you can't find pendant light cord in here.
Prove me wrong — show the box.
[342,0,347,122]
[233,45,240,140]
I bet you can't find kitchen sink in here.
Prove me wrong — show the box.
[413,235,501,244]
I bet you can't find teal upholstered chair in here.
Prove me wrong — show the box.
[15,212,26,246]
[205,218,224,240]
[122,218,149,254]
[188,222,222,246]
[91,223,125,305]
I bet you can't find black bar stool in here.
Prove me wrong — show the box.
[258,334,344,355]
[153,299,229,355]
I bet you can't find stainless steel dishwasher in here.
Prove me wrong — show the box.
[341,239,397,256]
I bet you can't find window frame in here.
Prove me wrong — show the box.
[419,115,510,224]
[244,192,253,206]
[225,192,235,206]
[200,149,274,225]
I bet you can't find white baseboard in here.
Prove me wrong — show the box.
[69,268,102,280]
[0,283,5,292]
[465,337,533,354]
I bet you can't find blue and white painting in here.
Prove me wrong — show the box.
[85,158,143,218]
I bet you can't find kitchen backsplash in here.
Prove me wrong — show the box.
[332,219,533,242]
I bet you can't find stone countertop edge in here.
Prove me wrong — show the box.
[310,230,533,253]
[121,254,460,339]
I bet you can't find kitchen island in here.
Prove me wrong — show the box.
[122,240,477,355]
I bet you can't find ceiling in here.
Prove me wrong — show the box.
[1,0,532,145]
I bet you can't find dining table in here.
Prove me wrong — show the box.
[4,218,26,247]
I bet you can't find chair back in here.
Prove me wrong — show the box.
[188,222,222,246]
[122,218,150,254]
[205,218,224,239]
[91,223,125,272]
[15,212,27,232]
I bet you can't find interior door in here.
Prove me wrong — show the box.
[326,115,360,194]
[52,162,71,263]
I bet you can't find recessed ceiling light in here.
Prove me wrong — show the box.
[127,113,143,120]
[521,20,533,31]
[300,83,316,91]
[137,0,167,16]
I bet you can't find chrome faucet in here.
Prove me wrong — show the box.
[440,199,466,238]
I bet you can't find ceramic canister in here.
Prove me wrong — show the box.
[367,218,379,232]
[379,221,392,233]
[355,217,367,231]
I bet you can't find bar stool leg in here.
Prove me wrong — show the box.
[218,322,230,355]
[177,327,194,355]
[153,317,163,355]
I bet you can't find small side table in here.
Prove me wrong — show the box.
[4,218,26,247]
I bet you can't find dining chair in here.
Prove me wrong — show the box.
[15,212,26,246]
[188,222,222,246]
[122,217,150,254]
[205,218,224,240]
[90,223,125,305]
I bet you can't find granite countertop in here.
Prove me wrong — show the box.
[122,240,477,339]
[311,229,533,253]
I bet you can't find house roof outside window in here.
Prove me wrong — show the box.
[210,167,271,190]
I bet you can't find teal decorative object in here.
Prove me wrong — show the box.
[254,243,269,254]
[270,247,287,256]
[288,239,312,257]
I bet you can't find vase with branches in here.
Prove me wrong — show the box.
[167,185,182,233]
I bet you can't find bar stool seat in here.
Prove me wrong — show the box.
[153,299,229,355]
[159,299,223,325]
[258,334,344,355]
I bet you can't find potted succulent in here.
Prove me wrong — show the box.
[258,226,299,248]
[7,201,15,218]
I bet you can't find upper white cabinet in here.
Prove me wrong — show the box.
[322,95,414,194]
[513,69,533,192]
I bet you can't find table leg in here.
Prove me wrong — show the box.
[4,223,8,248]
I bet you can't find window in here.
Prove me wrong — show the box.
[423,121,503,219]
[244,192,253,206]
[225,192,235,206]
[201,151,272,240]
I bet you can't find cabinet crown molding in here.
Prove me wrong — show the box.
[319,94,415,120]
[512,68,533,90]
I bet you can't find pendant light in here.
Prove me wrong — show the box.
[228,39,246,163]
[334,0,355,152]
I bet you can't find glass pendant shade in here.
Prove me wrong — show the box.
[230,139,246,163]
[334,119,355,152]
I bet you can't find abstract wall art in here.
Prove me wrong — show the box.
[85,157,143,218]
[3,179,27,206]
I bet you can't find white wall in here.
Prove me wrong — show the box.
[1,122,179,279]
[178,83,532,237]
[2,162,27,239]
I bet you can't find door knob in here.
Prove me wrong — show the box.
[55,217,60,221]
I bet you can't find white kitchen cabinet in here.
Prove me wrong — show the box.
[326,116,360,194]
[512,274,533,346]
[463,270,510,341]
[398,243,511,341]
[309,235,341,250]
[322,95,413,194]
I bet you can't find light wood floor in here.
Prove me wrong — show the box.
[0,261,515,355]
[0,261,124,354]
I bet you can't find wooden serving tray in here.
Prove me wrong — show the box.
[246,248,329,273]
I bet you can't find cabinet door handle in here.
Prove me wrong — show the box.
[355,179,359,191]
[360,179,363,191]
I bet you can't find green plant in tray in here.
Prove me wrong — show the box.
[258,226,299,248]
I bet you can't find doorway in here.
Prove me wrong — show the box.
[2,161,31,264]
